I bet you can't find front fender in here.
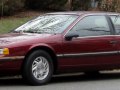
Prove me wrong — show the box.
[27,43,56,54]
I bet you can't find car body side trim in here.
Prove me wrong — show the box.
[75,35,115,39]
[0,56,25,62]
[57,51,119,58]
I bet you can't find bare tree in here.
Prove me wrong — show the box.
[68,0,72,10]
[1,0,4,17]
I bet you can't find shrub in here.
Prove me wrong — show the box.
[0,0,24,16]
[25,0,52,9]
[49,0,67,10]
[72,0,91,10]
[25,0,67,10]
[99,0,120,12]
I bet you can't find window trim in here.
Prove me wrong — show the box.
[13,14,79,34]
[109,14,120,35]
[64,14,114,39]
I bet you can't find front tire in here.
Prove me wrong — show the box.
[22,50,53,85]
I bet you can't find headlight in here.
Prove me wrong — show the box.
[0,48,9,55]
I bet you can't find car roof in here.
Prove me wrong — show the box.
[47,11,120,16]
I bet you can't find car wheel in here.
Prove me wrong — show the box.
[22,50,53,85]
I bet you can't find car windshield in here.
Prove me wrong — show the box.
[14,14,78,34]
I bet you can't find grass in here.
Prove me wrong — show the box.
[0,17,32,34]
[0,11,45,34]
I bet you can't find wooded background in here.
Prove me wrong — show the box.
[0,0,120,16]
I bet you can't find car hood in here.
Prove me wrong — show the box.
[0,33,53,46]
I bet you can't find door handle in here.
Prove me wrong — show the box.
[109,40,118,44]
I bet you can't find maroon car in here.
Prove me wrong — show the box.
[0,11,120,85]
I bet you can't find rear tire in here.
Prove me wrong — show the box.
[22,50,53,85]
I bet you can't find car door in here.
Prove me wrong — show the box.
[59,15,119,72]
[110,15,120,61]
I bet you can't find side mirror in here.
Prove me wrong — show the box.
[65,33,79,41]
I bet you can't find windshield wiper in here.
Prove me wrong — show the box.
[24,30,36,33]
[12,30,23,33]
[23,29,52,34]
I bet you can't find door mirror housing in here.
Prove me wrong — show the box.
[65,33,79,41]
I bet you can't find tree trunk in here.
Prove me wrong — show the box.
[68,0,72,10]
[1,0,4,17]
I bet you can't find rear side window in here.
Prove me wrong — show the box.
[110,15,120,34]
[68,15,110,37]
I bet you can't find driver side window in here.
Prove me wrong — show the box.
[68,15,111,37]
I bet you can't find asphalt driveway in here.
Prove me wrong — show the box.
[0,71,120,90]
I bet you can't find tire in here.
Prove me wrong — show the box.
[22,50,53,85]
[84,71,100,75]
